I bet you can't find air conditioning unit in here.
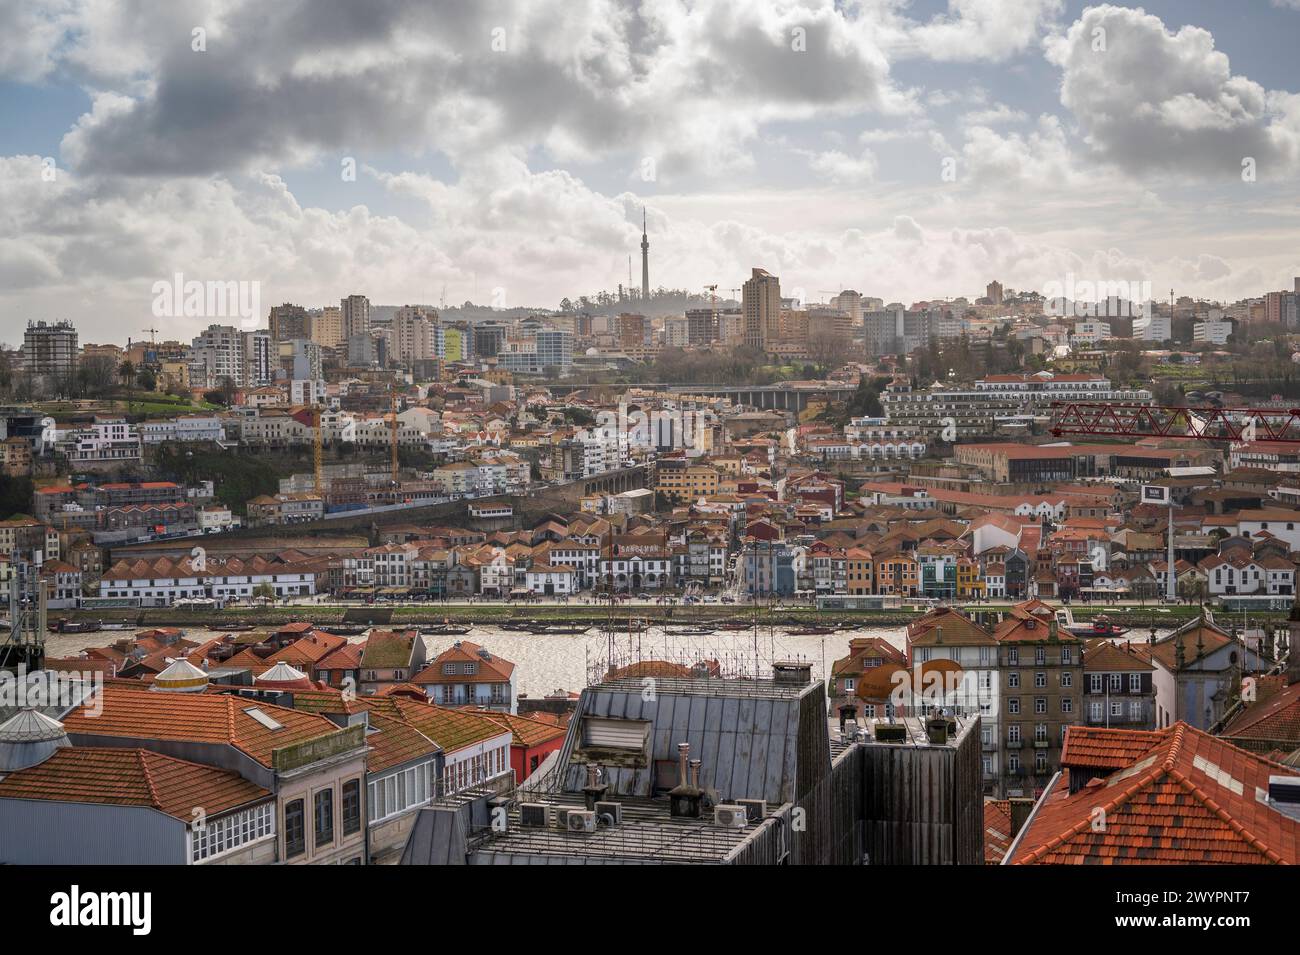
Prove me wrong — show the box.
[594,800,623,826]
[713,804,748,828]
[519,802,547,828]
[566,809,597,833]
[736,798,767,823]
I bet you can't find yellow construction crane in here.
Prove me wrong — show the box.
[295,403,325,497]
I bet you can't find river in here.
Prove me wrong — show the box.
[46,622,1184,700]
[47,624,898,698]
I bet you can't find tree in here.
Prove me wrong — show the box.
[78,353,117,396]
[215,376,237,406]
[0,475,35,519]
[846,377,883,418]
[118,359,137,415]
[806,327,848,368]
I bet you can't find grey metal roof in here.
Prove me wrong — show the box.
[0,675,98,724]
[548,677,822,805]
[589,676,808,701]
[0,708,70,773]
[470,792,772,865]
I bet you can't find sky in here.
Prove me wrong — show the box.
[2,0,1299,342]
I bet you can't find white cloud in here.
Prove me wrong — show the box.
[1044,4,1300,179]
[802,148,878,184]
[961,103,1027,125]
[883,0,1065,63]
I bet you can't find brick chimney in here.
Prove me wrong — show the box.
[1009,797,1035,838]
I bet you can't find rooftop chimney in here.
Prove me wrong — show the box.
[582,762,608,810]
[772,661,812,685]
[1009,797,1035,838]
[669,742,703,818]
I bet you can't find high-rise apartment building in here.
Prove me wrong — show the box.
[474,323,510,358]
[496,328,572,375]
[986,280,1004,306]
[393,305,442,364]
[443,322,475,363]
[312,305,343,348]
[742,268,781,351]
[685,307,729,345]
[190,325,244,388]
[242,329,272,387]
[189,325,269,389]
[831,290,863,325]
[341,294,370,341]
[24,320,78,379]
[268,303,310,343]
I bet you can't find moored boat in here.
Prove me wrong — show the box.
[1065,616,1130,638]
[423,624,473,635]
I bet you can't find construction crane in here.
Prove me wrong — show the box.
[1050,402,1300,443]
[704,284,718,341]
[142,326,160,345]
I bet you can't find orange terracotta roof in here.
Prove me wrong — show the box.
[907,607,996,646]
[1083,640,1154,673]
[0,747,271,821]
[61,688,345,769]
[412,641,515,685]
[1149,617,1234,670]
[478,711,566,747]
[364,712,441,774]
[315,643,364,671]
[1222,681,1300,745]
[985,799,1012,864]
[1014,723,1300,865]
[1061,726,1165,770]
[362,697,509,754]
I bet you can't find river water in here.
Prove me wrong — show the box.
[48,624,896,699]
[47,623,1184,700]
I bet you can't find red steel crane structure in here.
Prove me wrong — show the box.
[1049,402,1300,444]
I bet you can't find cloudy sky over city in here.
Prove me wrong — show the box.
[2,0,1299,340]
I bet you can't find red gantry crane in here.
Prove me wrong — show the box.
[1050,402,1300,444]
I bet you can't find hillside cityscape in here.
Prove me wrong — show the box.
[2,3,1299,924]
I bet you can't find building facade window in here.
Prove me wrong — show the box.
[284,799,306,859]
[314,790,334,848]
[191,802,274,864]
[342,779,362,835]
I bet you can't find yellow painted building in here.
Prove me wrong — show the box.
[875,556,919,596]
[956,558,984,599]
[845,547,874,595]
[655,463,721,502]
